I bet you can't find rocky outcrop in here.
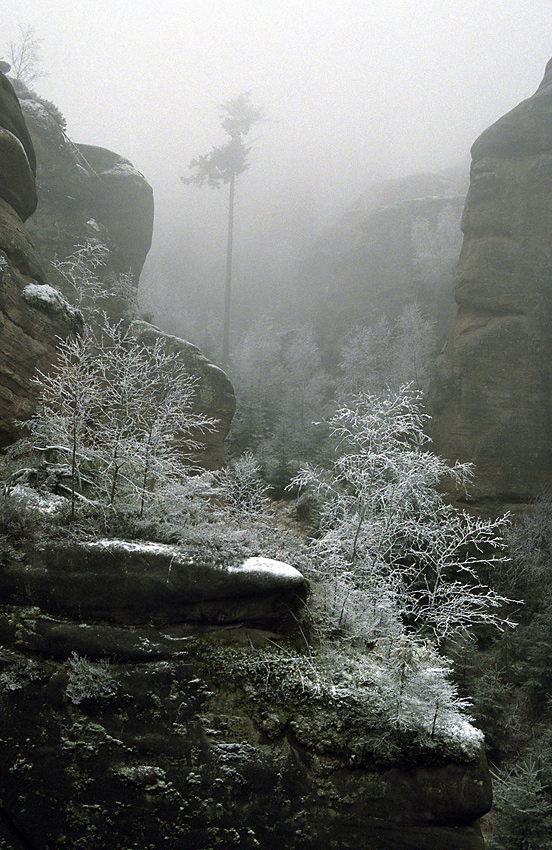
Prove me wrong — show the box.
[0,71,82,447]
[130,319,236,468]
[0,534,306,626]
[429,59,552,501]
[0,479,491,849]
[298,171,467,345]
[0,605,491,850]
[0,72,36,220]
[0,78,234,465]
[14,84,154,291]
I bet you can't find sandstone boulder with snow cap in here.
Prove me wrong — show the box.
[0,537,307,626]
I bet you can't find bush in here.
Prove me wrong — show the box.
[216,452,269,518]
[291,386,512,643]
[65,653,117,704]
[488,757,552,850]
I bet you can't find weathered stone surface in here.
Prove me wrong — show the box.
[130,319,236,468]
[0,197,82,446]
[77,143,154,280]
[0,81,234,465]
[0,72,36,220]
[298,171,466,344]
[0,624,491,850]
[429,59,552,500]
[16,87,153,293]
[0,538,307,626]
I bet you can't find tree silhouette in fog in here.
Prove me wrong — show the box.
[182,92,264,365]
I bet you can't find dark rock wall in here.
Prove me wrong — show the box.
[17,89,154,289]
[0,606,491,850]
[0,72,81,446]
[429,59,552,501]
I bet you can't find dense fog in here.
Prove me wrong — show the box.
[4,0,552,346]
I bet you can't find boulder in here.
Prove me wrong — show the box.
[77,143,154,280]
[130,319,236,468]
[16,87,153,298]
[429,59,552,501]
[0,73,36,220]
[0,537,307,626]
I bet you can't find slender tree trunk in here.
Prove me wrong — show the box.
[222,172,235,366]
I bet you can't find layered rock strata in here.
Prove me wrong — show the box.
[0,71,81,446]
[430,59,552,500]
[0,597,491,850]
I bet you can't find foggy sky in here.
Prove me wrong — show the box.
[4,0,552,307]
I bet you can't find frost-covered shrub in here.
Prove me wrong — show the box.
[502,494,552,595]
[65,653,117,704]
[291,385,511,643]
[24,317,215,522]
[216,452,270,518]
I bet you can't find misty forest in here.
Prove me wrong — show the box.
[1,8,552,850]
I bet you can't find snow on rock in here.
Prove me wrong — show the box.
[8,484,69,518]
[0,537,309,626]
[229,556,305,587]
[22,283,82,331]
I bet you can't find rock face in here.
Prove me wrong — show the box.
[130,319,236,468]
[429,59,552,500]
[0,535,307,627]
[15,85,154,290]
[0,71,82,447]
[0,602,491,850]
[0,78,235,466]
[298,171,467,345]
[0,72,36,220]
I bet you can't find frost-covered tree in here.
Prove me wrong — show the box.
[229,318,282,454]
[489,758,552,850]
[291,385,511,643]
[339,303,435,399]
[8,25,44,86]
[216,452,269,519]
[392,302,435,390]
[53,240,137,322]
[30,326,100,519]
[340,318,392,397]
[27,319,215,518]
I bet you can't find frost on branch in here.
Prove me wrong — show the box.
[291,385,513,643]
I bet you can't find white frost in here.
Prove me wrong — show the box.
[231,556,304,583]
[22,283,80,324]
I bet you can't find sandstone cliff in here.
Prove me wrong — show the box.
[0,76,235,466]
[0,72,81,447]
[14,82,154,290]
[429,59,552,501]
[298,171,467,345]
[0,517,491,850]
